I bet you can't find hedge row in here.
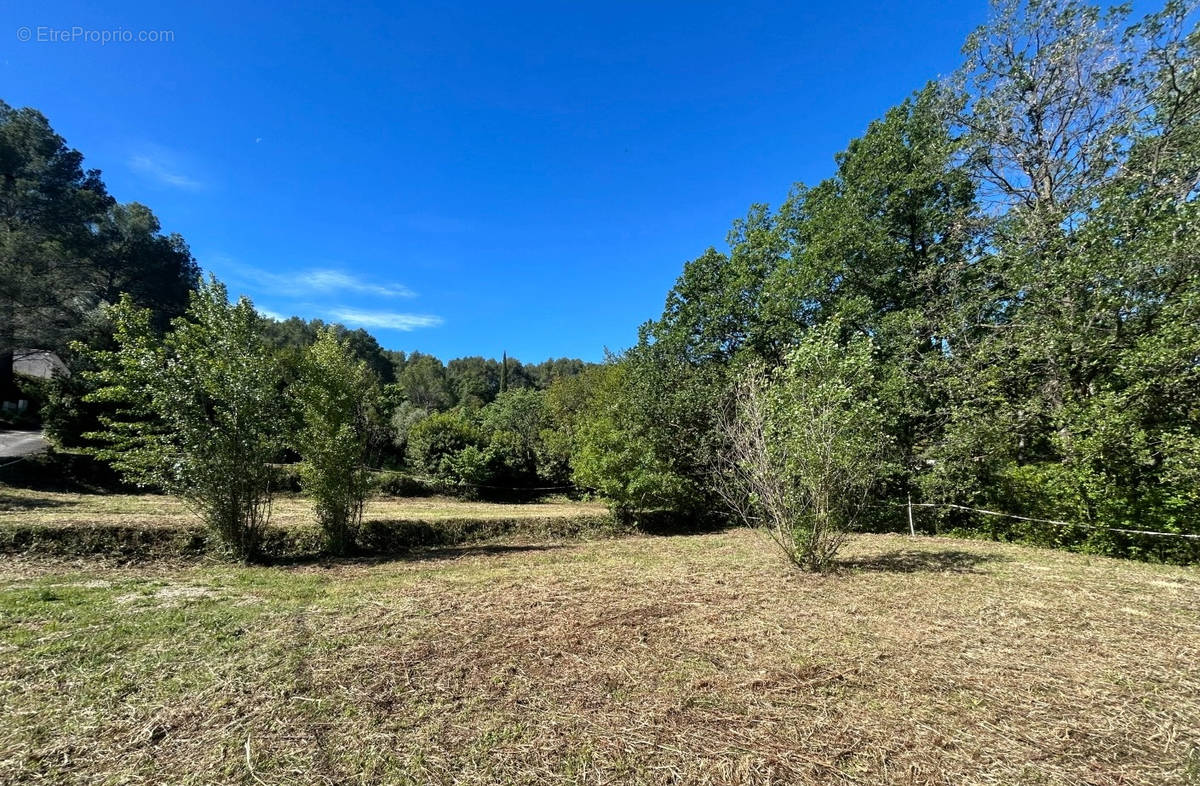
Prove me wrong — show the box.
[0,512,639,563]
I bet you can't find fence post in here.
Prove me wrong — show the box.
[907,493,915,537]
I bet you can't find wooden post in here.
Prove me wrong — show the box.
[907,493,915,537]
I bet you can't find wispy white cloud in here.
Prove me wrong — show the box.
[128,152,202,190]
[203,257,437,331]
[295,270,415,298]
[221,262,415,300]
[326,308,443,331]
[255,305,287,321]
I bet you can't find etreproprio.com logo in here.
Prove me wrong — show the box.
[16,26,175,44]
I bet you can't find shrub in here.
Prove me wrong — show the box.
[715,326,890,571]
[292,328,380,555]
[478,388,553,487]
[82,280,286,561]
[405,410,487,484]
[568,363,693,520]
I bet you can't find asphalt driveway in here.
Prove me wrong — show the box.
[0,430,48,458]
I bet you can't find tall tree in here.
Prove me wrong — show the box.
[91,202,198,333]
[0,101,112,394]
[395,352,455,411]
[777,85,977,500]
[924,0,1200,552]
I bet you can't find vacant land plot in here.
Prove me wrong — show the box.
[1,526,1197,785]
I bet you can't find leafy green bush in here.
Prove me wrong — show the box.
[716,326,890,570]
[478,388,558,487]
[291,328,381,555]
[567,364,694,519]
[82,280,286,561]
[405,410,487,484]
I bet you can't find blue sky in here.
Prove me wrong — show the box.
[5,0,985,361]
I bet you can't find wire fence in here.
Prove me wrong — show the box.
[900,499,1200,541]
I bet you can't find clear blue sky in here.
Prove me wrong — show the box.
[5,0,985,362]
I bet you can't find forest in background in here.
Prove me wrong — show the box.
[2,0,1197,564]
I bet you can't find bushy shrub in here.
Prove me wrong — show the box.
[479,389,554,486]
[405,410,487,484]
[292,328,380,555]
[716,327,890,571]
[567,364,694,519]
[83,280,286,561]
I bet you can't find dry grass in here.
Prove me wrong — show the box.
[1,527,1197,785]
[0,488,607,530]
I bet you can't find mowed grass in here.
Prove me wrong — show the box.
[0,527,1196,785]
[0,488,609,530]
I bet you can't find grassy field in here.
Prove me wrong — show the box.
[0,488,609,528]
[0,490,618,561]
[0,498,1197,785]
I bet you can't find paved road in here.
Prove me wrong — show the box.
[0,430,48,458]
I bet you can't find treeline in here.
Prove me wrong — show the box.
[4,0,1197,566]
[262,314,590,400]
[61,303,596,499]
[45,304,594,486]
[577,0,1200,563]
[77,279,605,559]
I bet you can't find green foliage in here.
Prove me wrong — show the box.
[291,328,381,555]
[768,329,892,560]
[396,390,565,494]
[8,0,1200,567]
[479,388,552,486]
[405,410,487,484]
[541,370,593,483]
[82,279,286,561]
[0,101,111,395]
[261,315,395,384]
[911,0,1200,558]
[633,84,972,518]
[620,0,1200,562]
[445,356,499,409]
[394,352,456,411]
[389,401,430,457]
[0,101,197,399]
[717,326,891,570]
[567,364,694,517]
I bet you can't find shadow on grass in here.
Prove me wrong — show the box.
[0,495,72,512]
[0,450,133,494]
[840,548,1009,574]
[629,510,733,537]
